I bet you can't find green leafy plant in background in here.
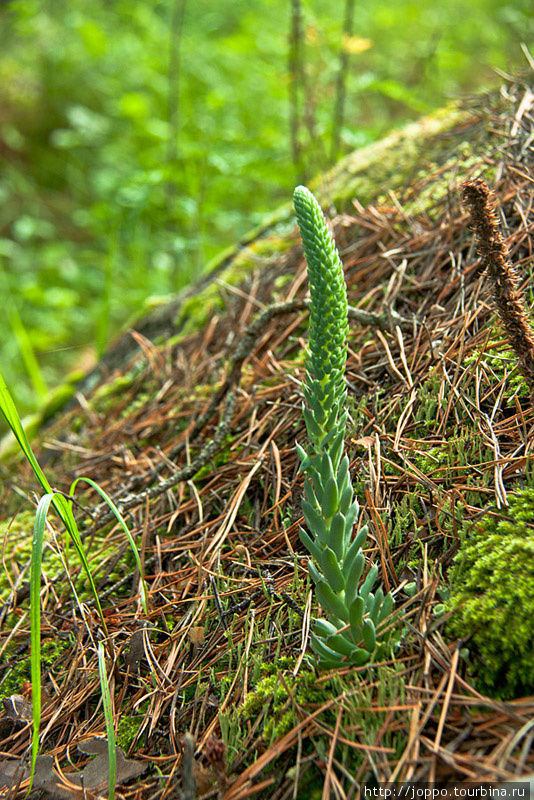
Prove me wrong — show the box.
[0,0,531,420]
[0,372,148,785]
[293,185,394,668]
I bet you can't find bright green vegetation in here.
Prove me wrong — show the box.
[116,711,146,752]
[447,488,534,699]
[0,0,530,417]
[241,663,326,742]
[0,371,147,781]
[464,334,530,399]
[0,639,68,700]
[294,186,394,667]
[0,509,137,603]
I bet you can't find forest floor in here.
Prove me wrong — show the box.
[0,77,533,799]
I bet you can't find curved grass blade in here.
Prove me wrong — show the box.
[71,477,149,615]
[0,372,108,630]
[51,496,107,628]
[0,373,52,493]
[98,642,117,800]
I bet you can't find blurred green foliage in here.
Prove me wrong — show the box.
[0,0,531,415]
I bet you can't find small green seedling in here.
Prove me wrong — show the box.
[0,372,148,786]
[293,185,394,668]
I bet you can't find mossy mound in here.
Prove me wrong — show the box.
[448,489,534,699]
[1,76,534,795]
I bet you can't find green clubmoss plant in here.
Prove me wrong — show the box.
[293,185,394,669]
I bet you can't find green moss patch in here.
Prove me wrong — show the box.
[447,488,534,699]
[0,508,136,603]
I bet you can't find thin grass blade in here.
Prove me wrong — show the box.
[29,493,56,787]
[98,642,117,800]
[0,373,52,494]
[0,373,108,632]
[71,477,149,615]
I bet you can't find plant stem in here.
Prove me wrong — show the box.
[288,0,305,181]
[331,0,356,162]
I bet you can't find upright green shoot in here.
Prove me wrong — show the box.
[293,185,394,668]
[0,372,148,783]
[98,642,117,800]
[29,494,53,781]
